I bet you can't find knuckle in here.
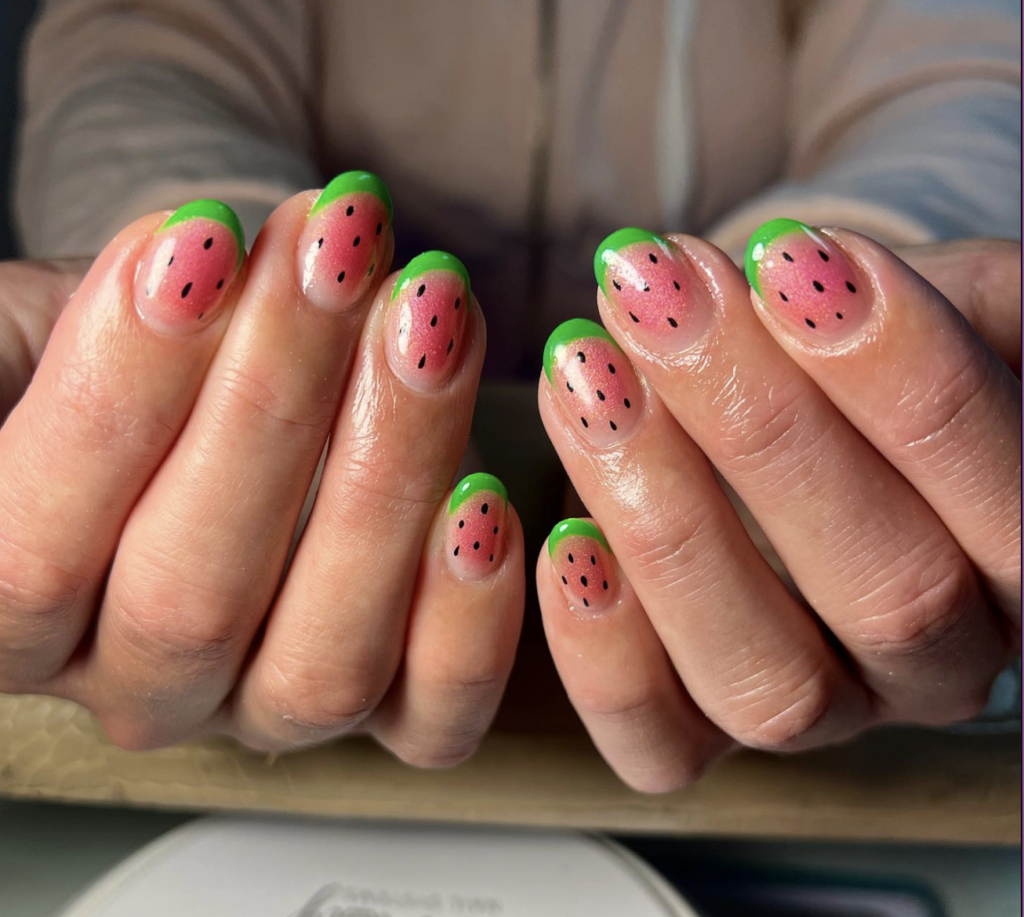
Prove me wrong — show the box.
[725,666,837,752]
[620,499,718,596]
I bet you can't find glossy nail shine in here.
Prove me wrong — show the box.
[548,518,617,611]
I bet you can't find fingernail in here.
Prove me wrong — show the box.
[386,251,471,390]
[543,318,642,447]
[446,473,508,581]
[745,218,867,341]
[135,200,244,334]
[548,518,618,611]
[297,171,393,312]
[595,227,711,347]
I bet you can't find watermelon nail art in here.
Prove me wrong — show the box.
[387,251,471,390]
[134,200,244,334]
[548,518,617,611]
[543,318,642,447]
[297,171,393,312]
[446,473,508,581]
[745,218,866,341]
[594,228,710,347]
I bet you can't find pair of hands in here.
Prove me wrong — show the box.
[0,172,1019,792]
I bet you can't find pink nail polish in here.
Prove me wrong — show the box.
[387,251,470,390]
[543,319,643,447]
[297,171,393,312]
[445,473,508,581]
[594,228,711,347]
[745,218,868,341]
[548,518,617,611]
[135,200,244,334]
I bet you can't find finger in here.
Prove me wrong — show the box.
[593,228,1005,722]
[369,475,525,768]
[233,252,483,749]
[0,202,244,689]
[539,319,871,750]
[747,221,1021,627]
[81,174,395,747]
[537,517,731,792]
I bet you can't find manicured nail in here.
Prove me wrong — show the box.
[548,518,618,611]
[297,171,393,312]
[445,473,508,581]
[386,251,471,390]
[745,218,867,341]
[543,318,642,447]
[594,227,711,347]
[135,200,244,334]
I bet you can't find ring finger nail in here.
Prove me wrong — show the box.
[745,218,867,342]
[297,171,393,312]
[135,200,244,334]
[595,228,711,347]
[445,473,508,581]
[386,251,471,390]
[549,518,618,611]
[543,318,643,447]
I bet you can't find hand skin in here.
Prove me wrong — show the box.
[0,183,525,765]
[538,231,1020,793]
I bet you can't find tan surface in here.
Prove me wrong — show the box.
[0,693,1019,845]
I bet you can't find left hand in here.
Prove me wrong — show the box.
[536,225,1021,792]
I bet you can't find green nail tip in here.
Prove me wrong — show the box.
[547,518,611,558]
[310,170,393,219]
[593,227,667,296]
[391,251,471,303]
[160,200,245,266]
[542,318,619,383]
[448,472,508,515]
[744,217,813,297]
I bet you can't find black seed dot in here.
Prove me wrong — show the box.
[597,390,606,401]
[673,280,681,291]
[353,236,361,247]
[624,398,631,409]
[430,314,438,327]
[168,256,174,266]
[418,354,426,369]
[608,363,616,374]
[417,284,426,297]
[181,282,193,299]
[493,526,499,534]
[609,420,617,431]
[473,541,480,550]
[629,311,640,323]
[459,520,464,528]
[836,312,844,320]
[203,237,213,250]
[317,237,324,248]
[489,555,494,562]
[591,555,596,565]
[447,338,454,354]
[376,222,383,235]
[813,280,825,292]
[583,597,590,608]
[805,318,816,329]
[567,382,574,392]
[368,264,375,276]
[649,252,658,263]
[481,503,489,515]
[568,553,574,564]
[581,416,589,428]
[643,283,650,292]
[216,279,224,290]
[779,291,789,302]
[613,280,622,291]
[581,575,588,587]
[561,576,568,584]
[846,281,857,293]
[818,250,830,262]
[337,270,346,283]
[455,297,461,309]
[782,251,794,262]
[667,316,678,328]
[454,546,460,556]
[602,581,608,590]
[346,205,354,216]
[577,351,586,363]
[197,312,204,320]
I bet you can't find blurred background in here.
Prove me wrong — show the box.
[0,0,36,259]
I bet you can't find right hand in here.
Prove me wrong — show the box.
[0,174,525,765]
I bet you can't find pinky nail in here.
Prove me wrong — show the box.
[387,251,471,390]
[135,200,244,334]
[548,518,617,611]
[745,218,867,341]
[446,473,508,581]
[297,171,393,312]
[543,318,643,447]
[594,227,711,347]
